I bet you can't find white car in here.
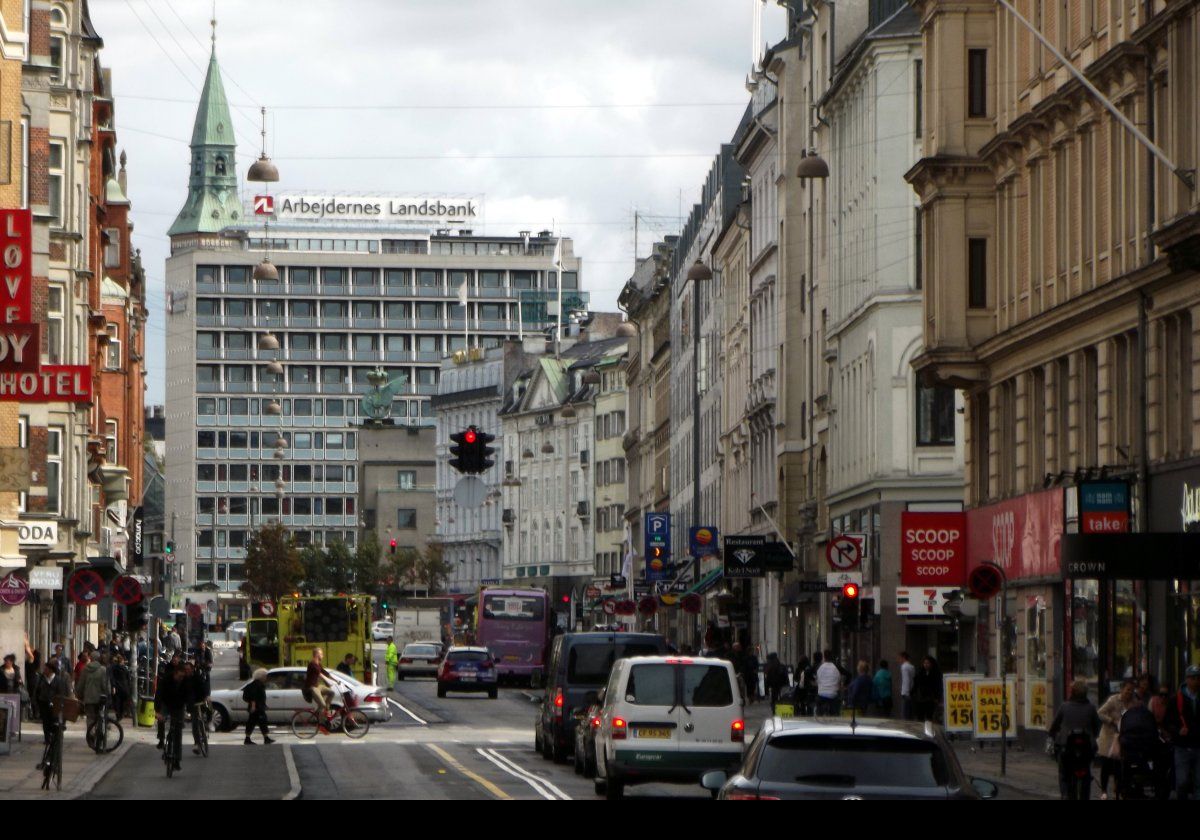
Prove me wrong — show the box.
[371,621,394,641]
[397,642,443,679]
[210,667,392,731]
[225,621,247,643]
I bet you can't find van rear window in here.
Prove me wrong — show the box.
[682,665,733,706]
[626,664,675,705]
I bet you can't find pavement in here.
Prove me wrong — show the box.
[0,720,135,800]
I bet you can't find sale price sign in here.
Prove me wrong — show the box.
[972,679,1016,740]
[942,674,977,733]
[1025,680,1050,730]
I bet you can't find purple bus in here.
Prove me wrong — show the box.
[476,588,551,684]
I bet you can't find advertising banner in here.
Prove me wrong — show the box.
[943,674,978,733]
[972,679,1016,740]
[966,489,1063,580]
[900,511,967,585]
[1025,679,1050,730]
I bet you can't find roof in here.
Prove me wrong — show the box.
[101,276,127,300]
[105,176,129,205]
[763,716,940,740]
[191,48,235,149]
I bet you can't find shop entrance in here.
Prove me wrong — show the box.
[905,622,961,672]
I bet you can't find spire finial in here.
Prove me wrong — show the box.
[210,1,217,46]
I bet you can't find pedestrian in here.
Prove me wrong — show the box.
[25,640,41,721]
[336,653,356,677]
[73,651,89,687]
[912,656,942,722]
[764,652,787,709]
[33,661,70,769]
[1,652,22,694]
[743,646,761,705]
[1163,664,1200,800]
[1097,678,1136,799]
[898,651,916,720]
[815,650,842,716]
[156,652,181,749]
[872,659,893,717]
[847,660,872,715]
[109,653,131,721]
[166,623,182,655]
[1049,678,1101,799]
[791,655,812,716]
[385,638,398,690]
[242,668,273,745]
[77,651,108,735]
[154,661,192,772]
[50,643,69,678]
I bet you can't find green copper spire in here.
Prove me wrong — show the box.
[168,46,242,237]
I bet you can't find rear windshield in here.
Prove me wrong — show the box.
[756,735,951,788]
[482,595,545,621]
[682,665,733,707]
[626,664,675,706]
[567,642,664,685]
[448,650,490,663]
[405,645,439,657]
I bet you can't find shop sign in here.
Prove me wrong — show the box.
[0,572,27,606]
[1025,679,1050,730]
[900,511,967,585]
[967,489,1063,580]
[972,679,1016,740]
[1062,533,1200,579]
[1183,483,1200,531]
[942,674,977,733]
[896,586,956,616]
[28,567,62,589]
[724,534,766,578]
[1079,482,1130,534]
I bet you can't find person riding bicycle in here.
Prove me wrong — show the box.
[1049,678,1101,799]
[182,660,210,754]
[156,651,182,749]
[304,648,337,722]
[154,662,193,772]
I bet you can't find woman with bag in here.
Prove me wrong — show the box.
[1097,679,1136,799]
[1,654,25,720]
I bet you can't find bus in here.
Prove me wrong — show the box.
[475,587,552,685]
[240,594,374,684]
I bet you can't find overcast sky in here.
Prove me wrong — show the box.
[89,0,785,404]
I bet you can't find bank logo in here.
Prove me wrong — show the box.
[253,195,275,215]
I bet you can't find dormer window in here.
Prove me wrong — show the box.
[214,155,227,176]
[193,155,202,176]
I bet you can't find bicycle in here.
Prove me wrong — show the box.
[38,716,64,792]
[86,695,124,755]
[190,702,209,758]
[163,712,184,778]
[291,689,370,740]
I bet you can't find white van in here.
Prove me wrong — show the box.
[594,655,745,799]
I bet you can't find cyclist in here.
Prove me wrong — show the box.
[1049,678,1101,799]
[154,660,193,773]
[183,660,210,754]
[156,651,182,749]
[304,648,337,726]
[33,660,70,767]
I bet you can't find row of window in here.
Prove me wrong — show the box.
[196,455,359,482]
[196,396,436,421]
[596,410,627,441]
[198,266,578,291]
[197,495,356,520]
[196,298,523,321]
[596,458,626,487]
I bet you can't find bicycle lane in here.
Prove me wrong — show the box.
[0,725,133,800]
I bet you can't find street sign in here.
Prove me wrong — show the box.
[644,513,670,582]
[689,526,719,557]
[148,596,171,620]
[602,600,616,616]
[452,476,486,507]
[826,534,863,571]
[896,586,959,615]
[967,564,1004,599]
[826,571,862,589]
[28,567,62,590]
[259,600,275,617]
[0,573,28,606]
[67,569,105,606]
[129,507,144,566]
[111,575,143,607]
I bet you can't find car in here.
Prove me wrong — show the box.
[225,621,247,643]
[700,717,1001,800]
[209,667,392,731]
[371,620,395,641]
[397,642,443,679]
[437,646,498,699]
[572,690,605,778]
[594,655,745,800]
[535,631,668,764]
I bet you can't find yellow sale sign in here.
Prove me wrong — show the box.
[1026,680,1050,730]
[943,675,977,733]
[973,679,1016,740]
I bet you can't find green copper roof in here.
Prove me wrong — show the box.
[191,48,234,148]
[539,357,570,403]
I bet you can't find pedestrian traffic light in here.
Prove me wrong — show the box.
[125,598,147,632]
[859,596,875,630]
[838,582,860,628]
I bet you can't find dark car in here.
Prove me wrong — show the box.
[437,647,498,699]
[573,689,605,778]
[701,717,1000,800]
[535,631,668,763]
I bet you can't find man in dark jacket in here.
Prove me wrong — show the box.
[243,668,273,745]
[1049,679,1101,799]
[33,661,70,746]
[1164,664,1200,800]
[155,663,192,771]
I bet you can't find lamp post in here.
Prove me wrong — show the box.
[686,261,712,622]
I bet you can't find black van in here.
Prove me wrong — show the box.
[535,631,668,763]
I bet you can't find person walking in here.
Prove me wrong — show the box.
[385,639,398,690]
[33,661,70,769]
[912,656,942,722]
[242,668,273,745]
[1097,678,1136,799]
[1049,678,1101,800]
[744,647,762,705]
[815,650,843,716]
[764,652,788,709]
[847,661,872,715]
[76,651,109,736]
[872,660,893,717]
[792,655,812,717]
[898,651,916,720]
[109,654,131,721]
[72,651,89,687]
[1164,664,1200,800]
[24,640,40,721]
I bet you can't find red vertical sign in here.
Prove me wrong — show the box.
[0,209,33,323]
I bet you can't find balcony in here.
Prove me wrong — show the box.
[322,317,349,328]
[415,351,441,362]
[223,349,254,361]
[350,284,380,296]
[253,282,285,296]
[226,282,253,295]
[224,316,253,328]
[416,319,443,330]
[320,382,351,393]
[416,286,445,297]
[384,349,411,362]
[197,281,221,293]
[385,285,414,297]
[318,285,349,296]
[321,350,349,361]
[289,382,319,393]
[385,317,413,329]
[288,349,318,361]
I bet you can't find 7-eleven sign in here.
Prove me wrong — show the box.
[253,195,275,215]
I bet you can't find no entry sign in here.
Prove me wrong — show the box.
[67,569,105,606]
[111,575,143,606]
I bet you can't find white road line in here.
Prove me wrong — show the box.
[476,747,572,800]
[282,744,301,800]
[386,697,427,725]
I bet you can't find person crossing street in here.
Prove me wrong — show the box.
[385,639,398,691]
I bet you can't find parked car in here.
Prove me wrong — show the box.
[594,655,745,800]
[209,667,392,730]
[371,620,395,641]
[573,690,605,778]
[437,647,498,699]
[397,642,443,679]
[535,631,668,764]
[701,717,1001,800]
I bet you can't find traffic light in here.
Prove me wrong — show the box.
[838,582,860,628]
[126,598,147,632]
[449,426,497,475]
[859,596,875,630]
[389,538,397,556]
[449,430,469,473]
[475,429,496,473]
[164,541,175,556]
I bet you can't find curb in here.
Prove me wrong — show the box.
[57,737,135,800]
[282,743,302,800]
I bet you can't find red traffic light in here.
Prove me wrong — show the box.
[389,538,397,548]
[464,429,477,444]
[561,594,570,604]
[842,582,860,600]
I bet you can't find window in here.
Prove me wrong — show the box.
[682,665,734,706]
[417,270,438,288]
[417,302,439,320]
[226,266,249,285]
[197,398,216,416]
[259,299,283,319]
[225,332,250,351]
[968,238,987,308]
[49,36,65,85]
[967,49,987,117]
[105,420,118,464]
[397,470,415,490]
[321,268,346,287]
[626,664,676,706]
[321,334,347,352]
[290,267,315,287]
[914,59,923,136]
[755,735,950,788]
[481,271,501,288]
[225,299,250,317]
[353,334,377,354]
[353,301,377,320]
[214,155,226,176]
[353,268,376,287]
[397,509,417,529]
[48,141,64,226]
[385,269,409,289]
[104,227,120,268]
[47,286,64,364]
[105,325,121,369]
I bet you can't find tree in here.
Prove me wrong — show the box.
[352,532,383,596]
[240,522,303,603]
[298,544,329,595]
[415,542,454,595]
[325,540,354,592]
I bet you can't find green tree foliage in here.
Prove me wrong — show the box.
[352,532,383,595]
[415,542,454,594]
[240,522,303,603]
[298,544,328,595]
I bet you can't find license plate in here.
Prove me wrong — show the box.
[503,655,519,662]
[460,674,477,681]
[634,727,672,739]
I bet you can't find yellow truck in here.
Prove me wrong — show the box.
[239,595,374,684]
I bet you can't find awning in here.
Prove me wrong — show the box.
[690,567,723,596]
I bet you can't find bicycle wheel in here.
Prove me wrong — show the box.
[52,735,63,791]
[341,709,370,739]
[193,716,209,757]
[94,717,123,754]
[291,709,320,740]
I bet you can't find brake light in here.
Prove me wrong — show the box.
[731,719,745,743]
[664,658,695,665]
[365,694,383,704]
[590,716,601,729]
[553,687,564,717]
[399,657,413,664]
[726,791,778,801]
[611,717,627,739]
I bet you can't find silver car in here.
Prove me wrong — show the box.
[210,667,392,731]
[397,642,443,679]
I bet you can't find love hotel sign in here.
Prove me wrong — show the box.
[0,209,90,401]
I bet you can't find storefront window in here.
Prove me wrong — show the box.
[1026,597,1048,679]
[1072,580,1101,683]
[1113,581,1137,681]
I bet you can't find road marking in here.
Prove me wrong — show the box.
[282,744,301,800]
[387,697,427,725]
[425,743,513,800]
[476,747,572,800]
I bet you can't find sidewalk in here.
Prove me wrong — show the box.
[0,719,134,800]
[949,738,1058,799]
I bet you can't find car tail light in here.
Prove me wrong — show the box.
[664,658,695,665]
[726,790,778,801]
[590,716,601,729]
[553,687,564,717]
[399,657,413,664]
[365,694,383,704]
[611,717,627,739]
[731,719,745,742]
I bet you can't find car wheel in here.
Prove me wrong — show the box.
[605,768,623,800]
[437,685,446,698]
[541,730,554,761]
[534,725,543,754]
[211,704,231,733]
[552,737,568,764]
[585,751,596,779]
[594,776,607,795]
[573,746,583,775]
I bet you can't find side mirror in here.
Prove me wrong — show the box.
[970,777,999,800]
[700,770,727,792]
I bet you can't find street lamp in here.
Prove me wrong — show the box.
[687,259,712,594]
[796,149,830,179]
